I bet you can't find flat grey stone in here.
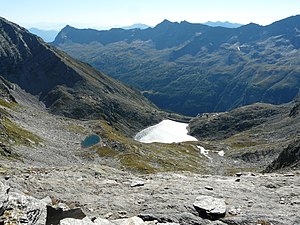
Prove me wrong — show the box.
[60,217,97,225]
[131,180,145,187]
[193,195,226,220]
[112,216,146,225]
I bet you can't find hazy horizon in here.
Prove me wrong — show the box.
[26,20,244,31]
[1,0,299,30]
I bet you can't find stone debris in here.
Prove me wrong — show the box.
[131,180,145,187]
[228,206,241,215]
[236,172,242,177]
[283,173,295,177]
[60,216,174,225]
[205,186,214,191]
[113,216,148,225]
[1,168,300,225]
[60,217,95,225]
[279,197,285,204]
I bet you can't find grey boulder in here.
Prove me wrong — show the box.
[193,195,226,220]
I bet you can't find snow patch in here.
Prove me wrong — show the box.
[197,146,211,159]
[197,146,225,158]
[134,119,197,143]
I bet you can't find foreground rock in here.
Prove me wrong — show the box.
[47,203,86,225]
[0,182,9,217]
[193,195,226,220]
[60,216,178,225]
[1,165,299,225]
[0,184,51,224]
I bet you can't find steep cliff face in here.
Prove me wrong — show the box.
[264,140,300,172]
[0,17,162,135]
[0,18,81,95]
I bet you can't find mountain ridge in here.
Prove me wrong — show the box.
[53,15,300,116]
[0,16,163,135]
[203,21,243,28]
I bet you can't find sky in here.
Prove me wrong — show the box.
[0,0,299,30]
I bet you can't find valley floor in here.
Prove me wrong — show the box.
[0,87,299,225]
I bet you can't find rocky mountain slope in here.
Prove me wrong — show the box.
[54,15,300,116]
[264,139,300,172]
[0,76,298,224]
[0,17,299,225]
[0,17,163,136]
[188,98,300,172]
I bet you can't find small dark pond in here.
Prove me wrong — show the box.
[81,134,101,148]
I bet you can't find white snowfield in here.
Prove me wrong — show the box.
[134,119,198,143]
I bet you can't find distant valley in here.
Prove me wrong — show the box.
[53,16,300,116]
[28,27,59,42]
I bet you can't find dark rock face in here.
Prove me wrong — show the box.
[265,140,300,172]
[289,98,300,118]
[0,17,162,135]
[0,77,16,103]
[0,18,81,96]
[0,182,9,217]
[54,15,300,116]
[46,204,86,225]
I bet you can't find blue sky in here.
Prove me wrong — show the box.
[1,0,299,30]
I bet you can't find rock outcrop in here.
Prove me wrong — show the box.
[46,203,86,225]
[264,139,300,172]
[0,182,51,224]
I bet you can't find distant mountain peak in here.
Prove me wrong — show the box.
[203,21,243,28]
[180,20,193,25]
[122,23,150,30]
[162,19,172,23]
[155,19,178,28]
[63,25,76,30]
